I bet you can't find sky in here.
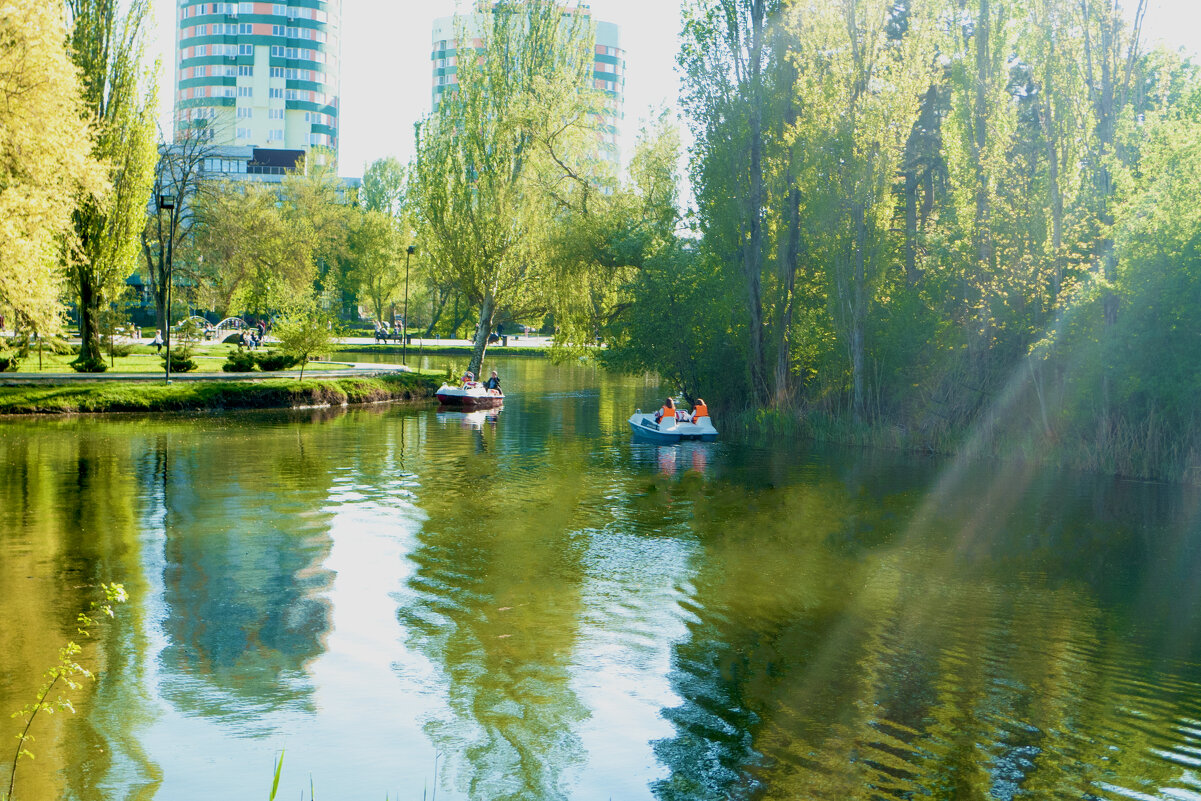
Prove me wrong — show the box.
[149,0,1201,180]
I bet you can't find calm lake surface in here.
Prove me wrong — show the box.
[2,357,1201,800]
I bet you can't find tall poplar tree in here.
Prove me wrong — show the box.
[65,0,158,371]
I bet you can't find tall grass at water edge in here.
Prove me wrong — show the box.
[726,403,1201,485]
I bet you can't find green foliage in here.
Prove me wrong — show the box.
[0,350,20,373]
[602,243,746,406]
[222,349,258,372]
[65,0,159,368]
[192,166,351,315]
[273,307,339,380]
[6,583,126,801]
[268,749,284,801]
[412,0,604,377]
[161,350,197,373]
[0,0,107,335]
[360,157,406,217]
[254,350,299,372]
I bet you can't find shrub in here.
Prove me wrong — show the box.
[0,350,20,372]
[255,350,298,371]
[222,349,258,372]
[108,341,134,358]
[71,354,108,373]
[162,350,197,373]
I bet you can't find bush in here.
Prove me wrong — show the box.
[255,350,298,371]
[0,350,20,372]
[108,341,134,358]
[162,350,197,373]
[71,354,108,373]
[222,349,258,372]
[221,332,243,345]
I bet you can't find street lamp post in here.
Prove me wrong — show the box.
[403,244,416,366]
[158,194,176,384]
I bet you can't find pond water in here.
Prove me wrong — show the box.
[2,357,1201,801]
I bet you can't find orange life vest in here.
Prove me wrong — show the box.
[692,402,709,421]
[657,404,676,422]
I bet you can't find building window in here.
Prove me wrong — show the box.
[236,127,252,140]
[268,129,284,142]
[273,4,285,14]
[239,23,251,34]
[238,65,253,76]
[269,108,284,119]
[269,87,283,99]
[270,66,284,77]
[272,25,285,36]
[238,44,253,55]
[237,107,252,118]
[238,86,252,97]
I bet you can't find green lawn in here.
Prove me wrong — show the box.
[7,345,355,374]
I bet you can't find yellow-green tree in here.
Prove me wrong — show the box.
[192,166,350,316]
[65,0,158,372]
[412,0,602,377]
[0,0,106,334]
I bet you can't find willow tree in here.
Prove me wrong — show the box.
[65,0,158,371]
[0,0,106,334]
[412,0,601,377]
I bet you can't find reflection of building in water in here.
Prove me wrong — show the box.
[154,438,335,728]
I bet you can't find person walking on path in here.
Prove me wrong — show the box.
[152,330,163,353]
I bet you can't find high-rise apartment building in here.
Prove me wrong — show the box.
[431,3,625,164]
[174,0,342,175]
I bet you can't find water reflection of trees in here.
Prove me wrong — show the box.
[399,428,597,800]
[0,423,152,800]
[651,455,1201,800]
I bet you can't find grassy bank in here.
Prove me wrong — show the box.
[0,372,440,415]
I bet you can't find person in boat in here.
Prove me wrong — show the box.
[654,397,677,424]
[483,370,502,394]
[690,398,709,424]
[461,370,477,387]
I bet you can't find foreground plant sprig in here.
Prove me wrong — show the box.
[4,583,127,801]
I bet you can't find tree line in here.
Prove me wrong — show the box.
[608,0,1201,480]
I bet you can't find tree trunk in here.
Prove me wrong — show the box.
[1042,61,1065,304]
[851,202,868,421]
[75,269,105,369]
[973,0,993,275]
[904,168,920,287]
[742,0,769,405]
[467,291,496,377]
[425,287,450,337]
[773,182,802,406]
